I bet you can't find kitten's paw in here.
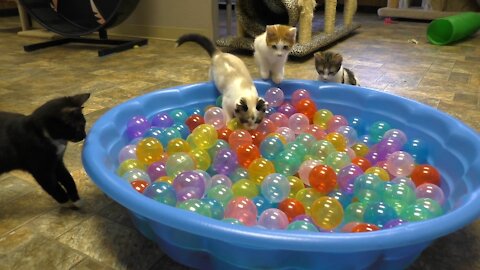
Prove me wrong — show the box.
[72,199,84,209]
[272,75,283,84]
[260,71,270,79]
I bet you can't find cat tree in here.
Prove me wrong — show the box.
[216,0,360,57]
[377,0,480,20]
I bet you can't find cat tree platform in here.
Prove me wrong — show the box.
[216,0,361,58]
[377,0,480,20]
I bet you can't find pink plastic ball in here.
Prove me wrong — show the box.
[224,196,258,226]
[288,113,310,134]
[275,127,296,143]
[204,107,226,130]
[147,161,167,180]
[118,144,137,163]
[291,89,311,106]
[256,118,278,135]
[337,164,364,194]
[386,151,415,177]
[306,124,327,140]
[326,115,349,133]
[264,87,285,107]
[257,208,289,229]
[228,129,252,150]
[415,183,445,205]
[269,112,289,128]
[173,171,206,202]
[210,174,233,188]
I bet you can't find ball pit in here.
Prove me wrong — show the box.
[83,80,480,270]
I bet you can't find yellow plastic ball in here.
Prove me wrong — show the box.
[351,143,369,157]
[295,187,323,215]
[310,196,344,230]
[313,109,333,129]
[117,159,145,176]
[247,157,275,184]
[325,132,347,151]
[136,137,163,165]
[232,179,259,198]
[167,138,191,155]
[365,166,390,181]
[191,124,217,149]
[287,176,305,198]
[189,148,211,171]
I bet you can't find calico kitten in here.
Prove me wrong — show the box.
[314,51,360,86]
[0,93,90,208]
[254,24,297,84]
[176,34,267,130]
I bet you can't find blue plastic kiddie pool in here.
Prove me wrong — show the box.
[82,80,480,270]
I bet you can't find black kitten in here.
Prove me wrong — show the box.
[0,93,90,208]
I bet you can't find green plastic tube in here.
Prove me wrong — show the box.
[427,12,480,45]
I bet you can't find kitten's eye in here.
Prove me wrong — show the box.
[271,45,277,50]
[283,45,289,50]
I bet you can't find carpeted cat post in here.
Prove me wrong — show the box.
[216,0,361,57]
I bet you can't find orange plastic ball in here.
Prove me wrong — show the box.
[308,164,337,194]
[236,143,261,168]
[278,198,306,222]
[351,157,371,172]
[351,223,381,233]
[185,114,205,132]
[228,129,252,150]
[131,180,149,193]
[293,98,317,121]
[217,127,233,141]
[411,164,441,187]
[250,130,266,147]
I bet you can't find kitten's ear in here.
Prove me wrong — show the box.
[266,25,277,39]
[332,53,343,65]
[314,52,324,61]
[287,27,297,41]
[256,98,267,112]
[70,93,91,106]
[234,98,248,113]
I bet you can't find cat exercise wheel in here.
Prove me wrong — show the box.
[216,0,361,57]
[18,0,148,57]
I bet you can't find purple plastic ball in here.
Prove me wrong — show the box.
[126,115,150,140]
[277,103,297,118]
[151,112,174,128]
[213,148,238,175]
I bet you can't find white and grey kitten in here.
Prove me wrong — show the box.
[176,34,267,130]
[254,24,297,84]
[314,51,359,86]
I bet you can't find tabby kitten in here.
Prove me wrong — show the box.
[254,24,297,84]
[314,51,360,86]
[0,93,90,208]
[176,34,267,130]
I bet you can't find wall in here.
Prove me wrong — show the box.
[109,0,219,40]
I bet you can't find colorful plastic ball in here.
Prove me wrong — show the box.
[258,208,289,230]
[193,169,212,190]
[253,195,279,215]
[385,151,415,177]
[337,164,364,194]
[189,148,211,171]
[173,171,206,201]
[295,188,323,215]
[261,173,291,203]
[287,220,318,232]
[265,132,287,144]
[325,132,348,151]
[308,164,337,194]
[383,129,408,146]
[298,159,323,185]
[126,115,150,140]
[411,164,441,187]
[416,183,445,205]
[222,218,244,225]
[325,151,351,173]
[416,198,444,217]
[213,148,238,175]
[147,161,167,181]
[293,98,317,121]
[269,112,289,128]
[364,166,390,181]
[305,124,327,140]
[173,123,190,139]
[189,106,204,116]
[227,118,241,130]
[349,116,366,135]
[344,202,366,223]
[204,107,226,130]
[143,127,163,141]
[144,181,177,206]
[278,198,306,222]
[228,129,252,150]
[313,109,333,129]
[185,114,205,132]
[341,222,362,232]
[273,150,302,176]
[351,157,371,172]
[131,180,149,193]
[210,174,232,188]
[364,149,387,166]
[228,167,249,183]
[401,198,443,221]
[169,109,188,124]
[217,128,233,142]
[326,115,349,133]
[157,127,182,147]
[391,176,416,190]
[201,198,225,220]
[247,158,275,184]
[191,124,218,149]
[294,133,315,149]
[177,199,211,217]
[291,89,311,105]
[363,202,398,228]
[232,179,259,198]
[250,130,266,147]
[287,176,305,198]
[403,138,428,164]
[122,168,151,183]
[288,113,310,134]
[292,214,315,224]
[376,136,404,156]
[383,218,407,229]
[336,126,358,147]
[165,152,196,177]
[275,127,296,143]
[383,181,416,215]
[350,143,369,158]
[277,102,297,117]
[368,121,391,143]
[118,144,137,163]
[264,87,285,107]
[117,159,146,176]
[215,95,223,107]
[236,143,261,168]
[351,223,380,233]
[166,138,191,155]
[359,134,374,147]
[206,184,233,206]
[151,112,174,128]
[207,139,230,160]
[353,174,383,203]
[310,197,344,230]
[309,140,335,162]
[156,175,174,185]
[224,196,258,226]
[257,119,278,137]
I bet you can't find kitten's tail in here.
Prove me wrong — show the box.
[176,34,219,57]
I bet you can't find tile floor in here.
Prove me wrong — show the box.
[0,7,479,270]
